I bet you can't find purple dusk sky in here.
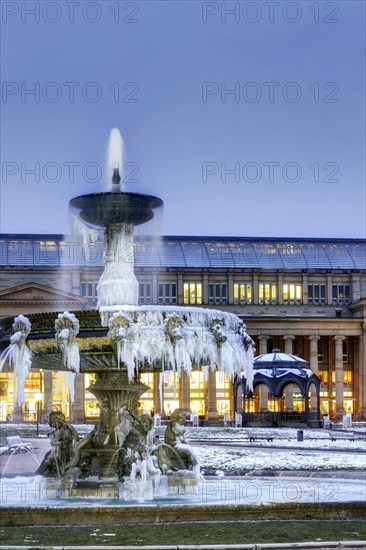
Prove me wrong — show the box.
[1,1,365,238]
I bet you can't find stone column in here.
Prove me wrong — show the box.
[228,272,234,305]
[334,336,345,416]
[203,273,209,304]
[258,336,269,411]
[278,273,284,305]
[259,335,269,355]
[152,271,158,304]
[72,373,85,422]
[302,274,308,305]
[253,274,259,305]
[207,370,218,420]
[43,370,53,414]
[180,371,191,413]
[309,336,320,411]
[177,273,184,304]
[326,274,333,305]
[153,372,162,415]
[283,335,295,411]
[359,323,366,418]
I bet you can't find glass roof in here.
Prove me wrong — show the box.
[0,234,365,270]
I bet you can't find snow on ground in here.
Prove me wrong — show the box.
[1,424,365,475]
[196,446,366,473]
[186,427,366,451]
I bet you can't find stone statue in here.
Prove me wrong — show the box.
[118,412,160,483]
[161,408,199,475]
[36,411,79,477]
[92,397,112,446]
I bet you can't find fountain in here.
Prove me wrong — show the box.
[0,129,255,501]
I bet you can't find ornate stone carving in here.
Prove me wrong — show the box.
[164,313,184,344]
[209,318,227,347]
[36,411,79,477]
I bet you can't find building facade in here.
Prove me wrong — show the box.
[0,234,365,423]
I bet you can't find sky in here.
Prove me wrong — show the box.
[1,0,365,238]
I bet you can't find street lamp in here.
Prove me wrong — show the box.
[35,392,42,437]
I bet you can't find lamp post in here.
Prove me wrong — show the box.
[35,392,42,437]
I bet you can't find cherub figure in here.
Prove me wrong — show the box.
[162,408,199,475]
[36,411,79,477]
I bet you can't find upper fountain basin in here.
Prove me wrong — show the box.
[69,192,164,229]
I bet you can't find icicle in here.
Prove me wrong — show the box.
[67,372,76,403]
[0,315,32,406]
[55,312,80,373]
[98,305,254,388]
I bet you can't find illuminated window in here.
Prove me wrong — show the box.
[216,372,232,417]
[84,374,98,419]
[184,283,202,304]
[332,284,350,305]
[190,371,205,416]
[283,283,302,304]
[209,283,227,304]
[234,283,252,304]
[343,371,352,385]
[162,371,179,416]
[139,283,151,304]
[158,282,177,304]
[139,373,154,414]
[308,284,326,305]
[81,282,98,304]
[259,283,277,304]
[319,371,328,384]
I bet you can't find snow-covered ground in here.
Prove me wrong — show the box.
[184,427,366,472]
[196,446,366,473]
[1,424,365,476]
[186,426,366,450]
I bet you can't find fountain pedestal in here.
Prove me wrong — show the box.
[88,371,149,430]
[77,371,149,478]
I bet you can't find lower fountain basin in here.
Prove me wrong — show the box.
[1,475,365,510]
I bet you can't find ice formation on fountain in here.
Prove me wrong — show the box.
[0,315,32,405]
[55,312,80,373]
[55,312,81,402]
[105,306,254,383]
[97,224,139,309]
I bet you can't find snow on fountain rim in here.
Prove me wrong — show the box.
[101,304,254,385]
[99,304,246,327]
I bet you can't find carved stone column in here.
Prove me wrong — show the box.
[283,335,295,411]
[309,336,320,411]
[334,336,345,416]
